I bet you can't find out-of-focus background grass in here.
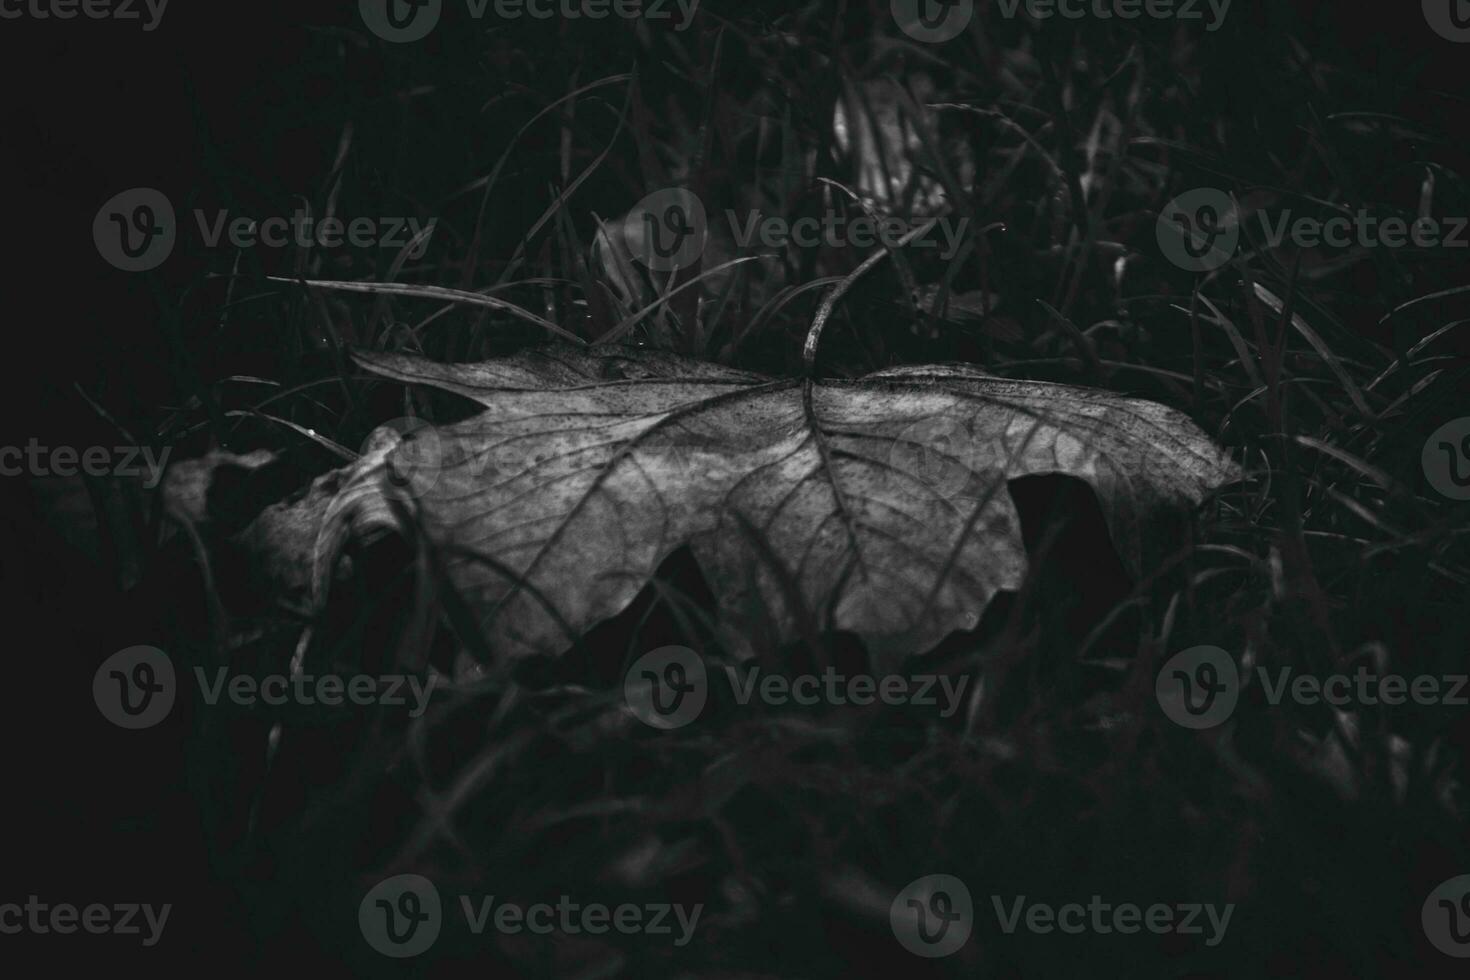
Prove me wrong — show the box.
[2,1,1468,975]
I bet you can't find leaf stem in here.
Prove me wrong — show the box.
[802,217,939,374]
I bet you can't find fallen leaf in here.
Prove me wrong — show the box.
[177,345,1237,665]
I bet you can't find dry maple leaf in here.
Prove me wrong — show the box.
[183,345,1238,666]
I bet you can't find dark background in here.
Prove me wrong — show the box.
[0,1,1466,974]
